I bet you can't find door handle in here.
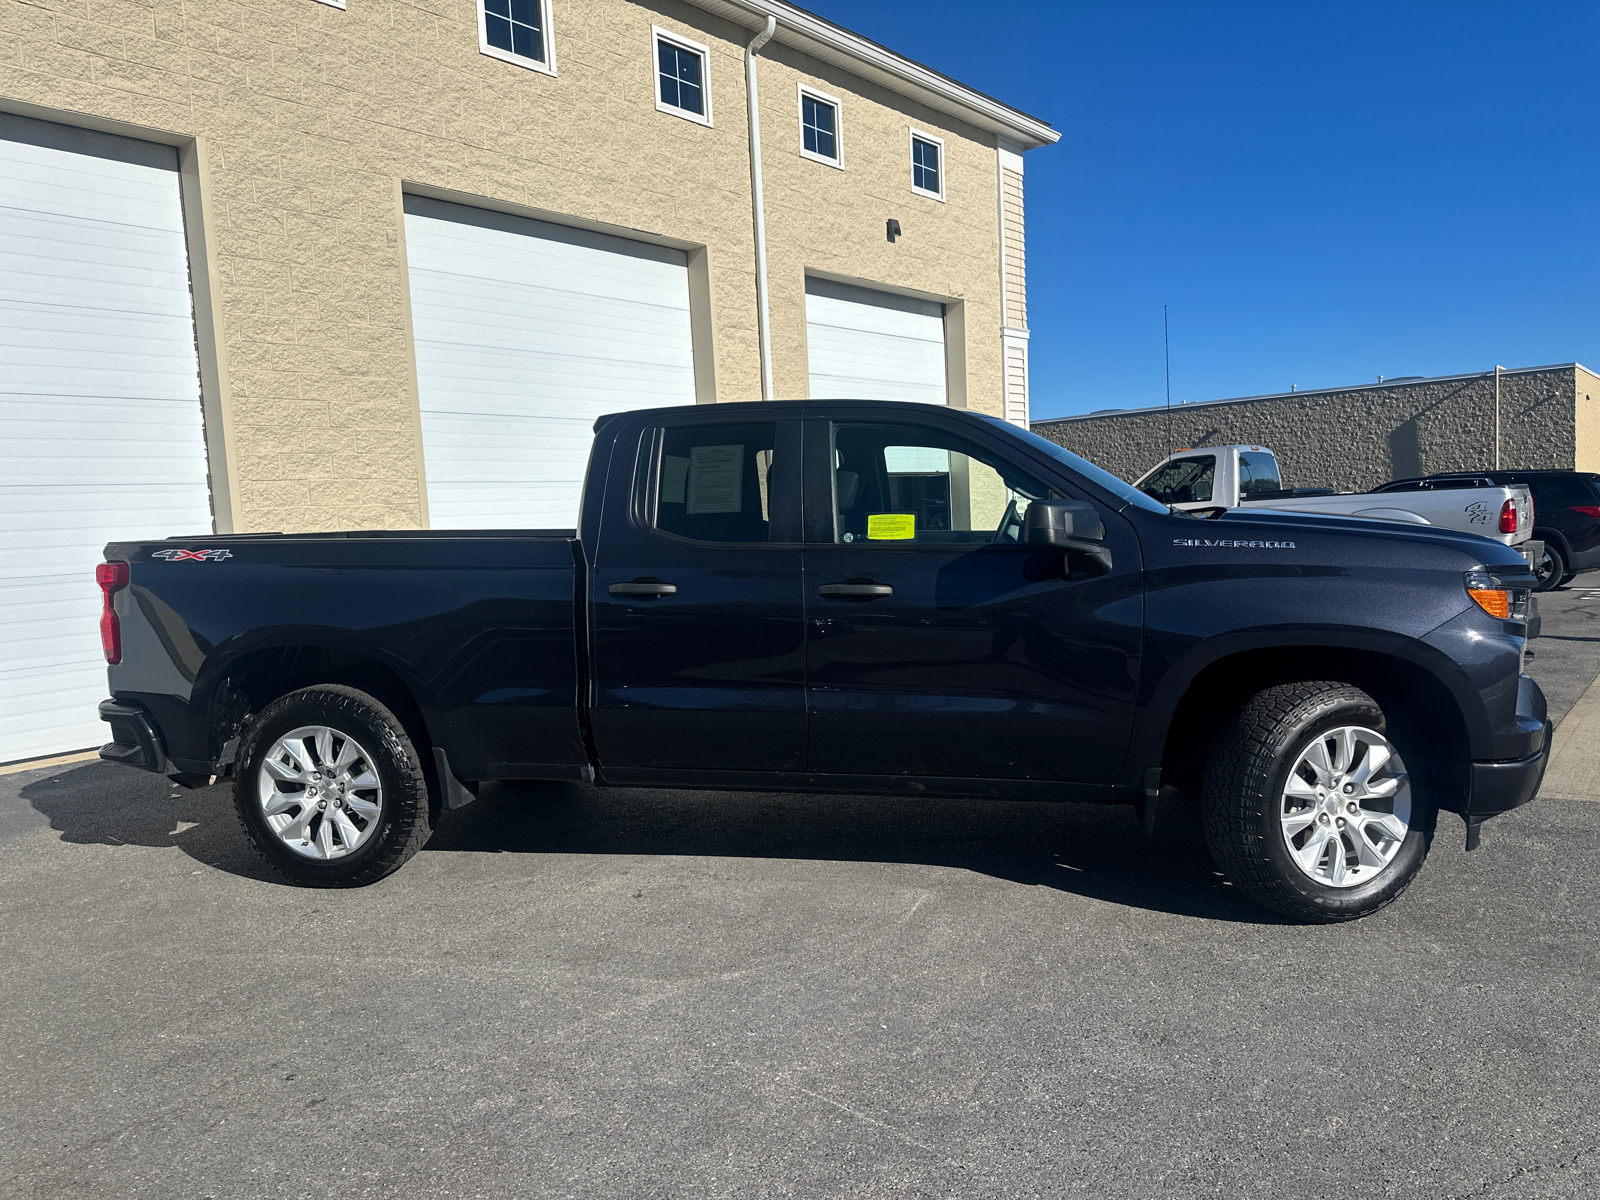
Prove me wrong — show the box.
[609,579,678,598]
[818,582,893,598]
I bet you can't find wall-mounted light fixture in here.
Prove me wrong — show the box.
[886,219,901,243]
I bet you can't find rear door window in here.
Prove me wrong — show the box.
[653,422,779,543]
[1140,455,1215,505]
[1514,474,1599,508]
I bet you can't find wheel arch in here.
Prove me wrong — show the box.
[196,636,439,771]
[1148,638,1475,815]
[1532,526,1573,559]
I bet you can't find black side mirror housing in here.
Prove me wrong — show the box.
[1022,500,1112,575]
[1023,500,1104,546]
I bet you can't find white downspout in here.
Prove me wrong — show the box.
[745,15,778,400]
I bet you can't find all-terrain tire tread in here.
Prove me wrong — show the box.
[1202,681,1429,923]
[232,684,435,888]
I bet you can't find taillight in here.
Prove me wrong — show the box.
[1498,499,1518,534]
[1571,505,1600,519]
[96,561,129,664]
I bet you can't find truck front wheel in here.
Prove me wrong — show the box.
[1202,682,1434,922]
[233,685,436,887]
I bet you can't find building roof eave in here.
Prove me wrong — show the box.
[685,0,1060,150]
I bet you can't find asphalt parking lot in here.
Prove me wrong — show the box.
[4,585,1599,1199]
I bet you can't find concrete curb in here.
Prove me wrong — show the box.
[1540,673,1600,802]
[0,750,99,777]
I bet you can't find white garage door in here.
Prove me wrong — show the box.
[805,277,947,404]
[0,114,213,764]
[403,196,697,529]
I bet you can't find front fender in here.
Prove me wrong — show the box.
[1121,623,1504,795]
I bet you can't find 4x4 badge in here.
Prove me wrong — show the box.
[151,549,234,562]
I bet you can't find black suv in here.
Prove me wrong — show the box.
[1376,470,1600,591]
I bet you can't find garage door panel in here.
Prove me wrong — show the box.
[412,292,698,364]
[423,481,589,531]
[0,111,213,763]
[420,412,598,483]
[804,277,947,405]
[411,350,695,419]
[405,195,696,529]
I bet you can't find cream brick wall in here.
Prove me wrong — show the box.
[0,0,1022,532]
[756,43,1005,409]
[1576,366,1600,474]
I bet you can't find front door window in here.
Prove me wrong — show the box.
[830,423,1049,546]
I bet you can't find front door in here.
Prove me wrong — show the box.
[803,416,1142,783]
[589,415,807,774]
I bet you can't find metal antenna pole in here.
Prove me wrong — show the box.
[1164,304,1172,448]
[1494,365,1502,469]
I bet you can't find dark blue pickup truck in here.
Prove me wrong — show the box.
[96,401,1550,921]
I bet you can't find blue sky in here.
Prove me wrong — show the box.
[804,0,1600,419]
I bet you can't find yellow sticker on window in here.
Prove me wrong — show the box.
[867,513,916,540]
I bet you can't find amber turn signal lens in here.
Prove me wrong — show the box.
[1468,587,1511,619]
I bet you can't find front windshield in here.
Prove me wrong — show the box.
[975,416,1171,514]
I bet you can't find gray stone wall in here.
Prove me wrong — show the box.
[1031,366,1582,490]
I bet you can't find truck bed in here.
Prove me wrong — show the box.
[103,529,587,781]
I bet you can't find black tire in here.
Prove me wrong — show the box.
[1202,681,1435,923]
[233,684,436,887]
[1559,572,1577,587]
[1534,544,1566,592]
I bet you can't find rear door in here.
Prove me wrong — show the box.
[800,413,1143,783]
[588,412,807,775]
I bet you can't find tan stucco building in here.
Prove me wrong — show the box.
[0,0,1055,762]
[0,0,1056,534]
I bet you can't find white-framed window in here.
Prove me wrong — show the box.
[654,27,713,126]
[478,0,556,76]
[797,84,842,168]
[910,129,945,201]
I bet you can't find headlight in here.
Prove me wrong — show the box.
[1465,569,1531,622]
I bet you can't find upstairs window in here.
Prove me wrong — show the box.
[655,29,712,126]
[799,86,841,166]
[479,0,554,74]
[910,131,944,200]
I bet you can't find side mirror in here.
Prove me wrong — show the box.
[1022,500,1113,576]
[1023,500,1104,547]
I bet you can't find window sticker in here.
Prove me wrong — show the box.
[867,513,916,540]
[686,444,743,514]
[661,454,689,504]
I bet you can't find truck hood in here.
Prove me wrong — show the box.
[1201,507,1529,569]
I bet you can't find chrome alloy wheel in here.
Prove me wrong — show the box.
[257,725,384,860]
[1280,725,1411,888]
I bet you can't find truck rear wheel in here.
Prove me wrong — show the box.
[1202,682,1434,922]
[233,685,436,887]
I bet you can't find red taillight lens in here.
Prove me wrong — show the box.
[1498,499,1518,534]
[1570,505,1600,519]
[97,561,129,664]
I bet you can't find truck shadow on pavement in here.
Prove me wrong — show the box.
[21,763,1284,925]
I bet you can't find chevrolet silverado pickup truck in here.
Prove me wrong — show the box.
[1134,444,1540,570]
[96,401,1550,922]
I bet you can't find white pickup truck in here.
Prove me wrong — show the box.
[1134,444,1540,567]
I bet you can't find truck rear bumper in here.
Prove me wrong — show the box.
[97,698,170,774]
